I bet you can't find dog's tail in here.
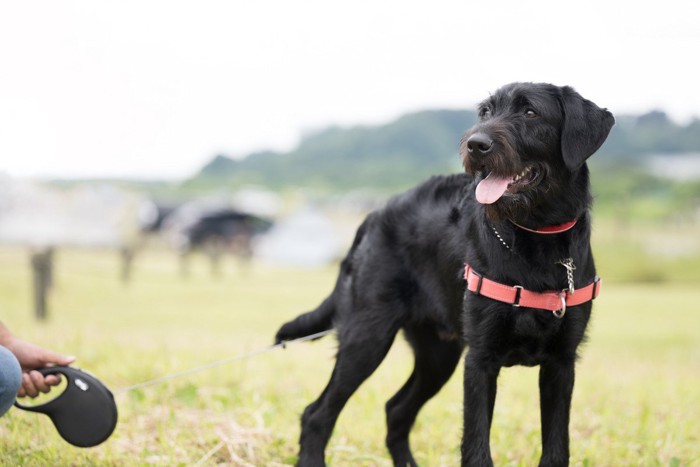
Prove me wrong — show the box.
[274,295,336,344]
[274,218,370,345]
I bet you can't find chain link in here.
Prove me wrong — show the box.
[558,257,576,294]
[491,225,511,250]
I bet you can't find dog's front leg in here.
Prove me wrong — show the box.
[538,358,575,467]
[461,350,499,467]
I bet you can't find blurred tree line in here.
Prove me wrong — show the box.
[182,108,700,223]
[192,110,471,192]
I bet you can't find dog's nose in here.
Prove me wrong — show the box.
[466,133,494,156]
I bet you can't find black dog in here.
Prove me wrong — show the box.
[275,82,614,466]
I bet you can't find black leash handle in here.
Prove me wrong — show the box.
[14,366,118,448]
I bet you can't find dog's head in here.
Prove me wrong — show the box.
[460,82,615,224]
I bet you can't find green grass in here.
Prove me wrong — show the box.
[0,245,699,465]
[592,219,700,283]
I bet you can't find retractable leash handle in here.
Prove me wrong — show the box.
[14,366,118,448]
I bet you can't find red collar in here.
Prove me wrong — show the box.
[464,264,601,318]
[510,219,578,234]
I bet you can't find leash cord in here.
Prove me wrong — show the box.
[114,329,334,394]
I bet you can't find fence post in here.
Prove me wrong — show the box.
[30,248,53,321]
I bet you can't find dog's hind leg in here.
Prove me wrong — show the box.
[296,316,404,467]
[385,324,463,467]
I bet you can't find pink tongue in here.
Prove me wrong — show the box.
[475,172,513,204]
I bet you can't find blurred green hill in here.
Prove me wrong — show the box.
[187,109,700,197]
[191,109,473,192]
[59,106,698,229]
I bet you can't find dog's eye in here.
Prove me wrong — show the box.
[525,109,537,119]
[479,107,491,119]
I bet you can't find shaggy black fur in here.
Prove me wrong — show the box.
[275,82,615,466]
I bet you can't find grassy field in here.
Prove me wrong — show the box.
[0,245,698,466]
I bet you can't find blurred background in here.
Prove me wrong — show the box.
[1,0,699,276]
[0,0,698,465]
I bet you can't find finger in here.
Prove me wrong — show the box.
[40,351,76,367]
[17,385,26,398]
[44,374,62,386]
[22,373,39,398]
[29,370,51,394]
[55,354,76,366]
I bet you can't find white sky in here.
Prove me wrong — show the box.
[1,0,699,180]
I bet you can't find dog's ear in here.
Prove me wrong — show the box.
[559,86,615,171]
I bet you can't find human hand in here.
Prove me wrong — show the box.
[4,337,76,398]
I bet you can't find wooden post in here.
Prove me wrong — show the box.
[120,246,134,284]
[30,248,53,321]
